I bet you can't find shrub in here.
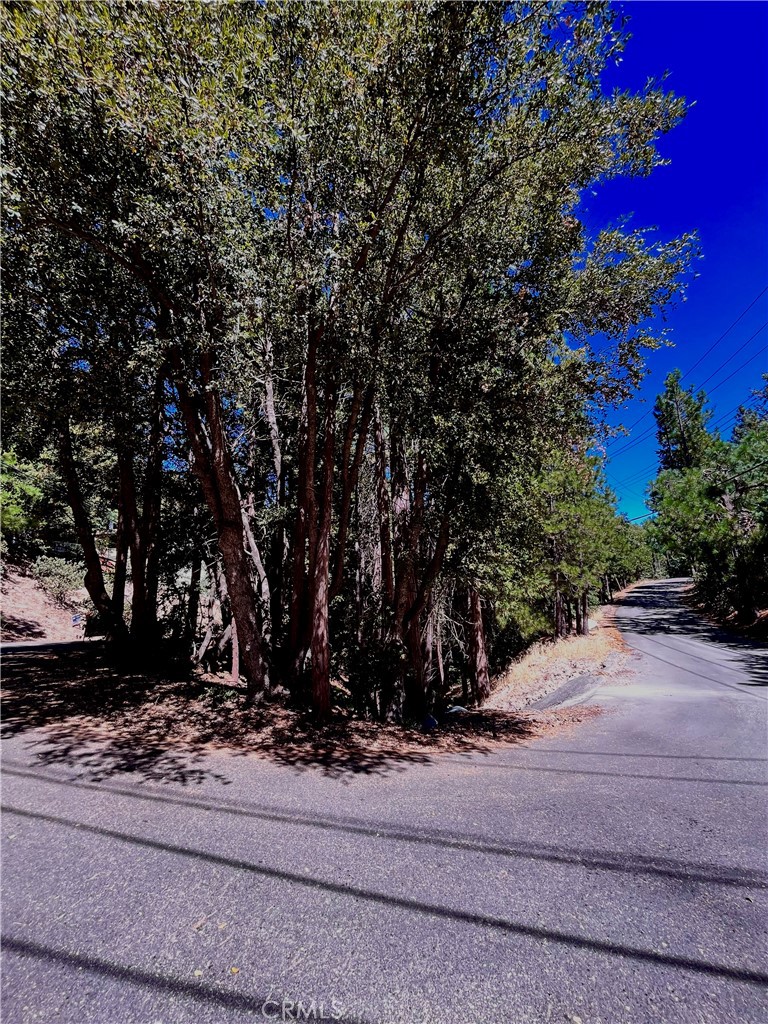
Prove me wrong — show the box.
[30,556,84,606]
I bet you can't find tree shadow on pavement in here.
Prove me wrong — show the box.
[2,935,370,1024]
[4,804,768,988]
[4,759,766,891]
[617,581,768,689]
[0,643,540,784]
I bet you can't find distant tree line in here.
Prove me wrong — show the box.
[650,371,768,622]
[2,2,693,717]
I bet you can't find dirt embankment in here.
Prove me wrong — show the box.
[0,565,83,643]
[484,585,642,713]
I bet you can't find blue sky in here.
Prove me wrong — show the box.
[583,1,768,519]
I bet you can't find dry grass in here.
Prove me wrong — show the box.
[484,585,642,712]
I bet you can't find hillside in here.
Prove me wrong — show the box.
[0,565,82,643]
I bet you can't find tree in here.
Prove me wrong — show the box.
[3,1,695,716]
[650,378,768,620]
[654,368,713,470]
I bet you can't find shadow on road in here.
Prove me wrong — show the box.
[2,935,369,1024]
[4,760,766,891]
[4,803,767,987]
[617,581,768,689]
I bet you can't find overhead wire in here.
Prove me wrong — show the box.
[608,321,767,460]
[606,291,767,518]
[679,285,767,382]
[710,395,757,428]
[695,320,768,391]
[606,286,768,450]
[707,340,768,397]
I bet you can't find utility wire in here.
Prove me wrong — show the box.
[710,395,757,428]
[610,462,658,486]
[612,397,757,477]
[609,422,658,459]
[715,457,768,487]
[605,472,649,502]
[606,286,768,448]
[608,324,767,460]
[708,341,768,397]
[680,285,767,382]
[695,320,768,391]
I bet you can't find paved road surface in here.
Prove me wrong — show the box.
[2,579,767,1024]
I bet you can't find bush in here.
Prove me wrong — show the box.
[31,556,84,606]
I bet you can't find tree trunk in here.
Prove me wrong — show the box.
[468,587,491,703]
[435,623,445,694]
[580,591,590,635]
[111,367,165,646]
[574,595,582,636]
[117,451,149,640]
[141,367,166,631]
[59,421,127,640]
[288,321,320,685]
[310,390,336,718]
[186,552,202,645]
[231,619,240,682]
[373,407,395,610]
[262,337,286,657]
[171,349,269,698]
[388,431,421,717]
[331,380,374,599]
[112,495,129,618]
[554,586,566,638]
[423,596,435,699]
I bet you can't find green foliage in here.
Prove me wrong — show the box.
[30,555,84,606]
[1,450,42,537]
[654,369,714,471]
[650,381,768,619]
[1,1,693,706]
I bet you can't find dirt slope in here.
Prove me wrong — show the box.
[1,565,82,643]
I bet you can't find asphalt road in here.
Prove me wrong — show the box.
[2,579,767,1024]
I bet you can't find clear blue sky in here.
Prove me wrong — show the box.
[584,1,768,520]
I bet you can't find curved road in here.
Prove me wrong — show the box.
[2,579,767,1023]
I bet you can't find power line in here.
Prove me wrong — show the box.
[616,469,655,486]
[608,322,767,460]
[708,341,768,397]
[606,285,768,448]
[605,407,654,446]
[609,405,754,491]
[713,414,740,438]
[609,461,658,486]
[680,285,767,382]
[609,421,658,459]
[606,472,649,502]
[710,395,757,429]
[695,320,768,391]
[702,458,768,488]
